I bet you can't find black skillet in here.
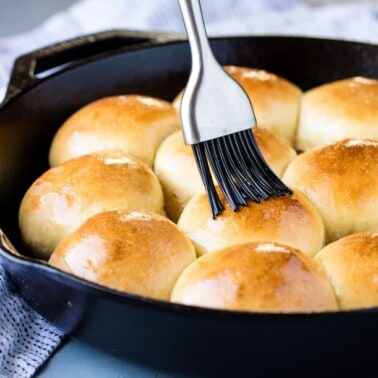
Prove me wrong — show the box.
[0,30,378,377]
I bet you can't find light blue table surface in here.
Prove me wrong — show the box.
[38,338,180,378]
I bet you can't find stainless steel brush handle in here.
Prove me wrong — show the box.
[178,0,215,70]
[178,0,256,145]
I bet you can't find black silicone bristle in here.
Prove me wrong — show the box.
[192,129,292,218]
[192,143,223,218]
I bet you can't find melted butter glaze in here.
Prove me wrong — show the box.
[178,189,324,257]
[171,242,337,312]
[49,210,196,300]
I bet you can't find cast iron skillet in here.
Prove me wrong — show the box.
[0,30,378,377]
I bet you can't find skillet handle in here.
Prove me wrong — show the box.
[3,30,180,104]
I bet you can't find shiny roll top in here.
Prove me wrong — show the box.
[49,210,196,300]
[283,139,378,243]
[171,242,337,313]
[178,188,325,257]
[49,95,180,167]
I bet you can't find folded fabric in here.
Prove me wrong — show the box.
[0,264,64,378]
[0,0,377,377]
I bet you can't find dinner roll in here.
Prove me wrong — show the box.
[296,77,378,151]
[253,126,297,176]
[315,231,378,310]
[49,210,196,300]
[154,127,296,222]
[171,242,337,312]
[283,139,378,243]
[154,130,206,222]
[49,95,180,167]
[177,189,324,257]
[173,66,302,145]
[19,153,164,259]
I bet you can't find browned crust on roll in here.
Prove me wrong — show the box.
[49,95,180,167]
[315,231,378,310]
[283,139,378,243]
[171,242,337,312]
[49,210,196,300]
[178,188,325,257]
[19,152,164,259]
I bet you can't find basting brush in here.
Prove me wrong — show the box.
[178,0,292,218]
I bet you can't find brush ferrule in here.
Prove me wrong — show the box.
[182,116,255,145]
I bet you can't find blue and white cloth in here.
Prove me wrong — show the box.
[0,0,378,376]
[0,265,63,377]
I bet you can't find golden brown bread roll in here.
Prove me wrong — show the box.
[154,127,296,222]
[49,95,180,167]
[49,210,196,300]
[173,65,302,145]
[177,189,325,257]
[171,242,337,312]
[296,77,378,151]
[282,139,378,243]
[315,231,378,310]
[19,152,164,259]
